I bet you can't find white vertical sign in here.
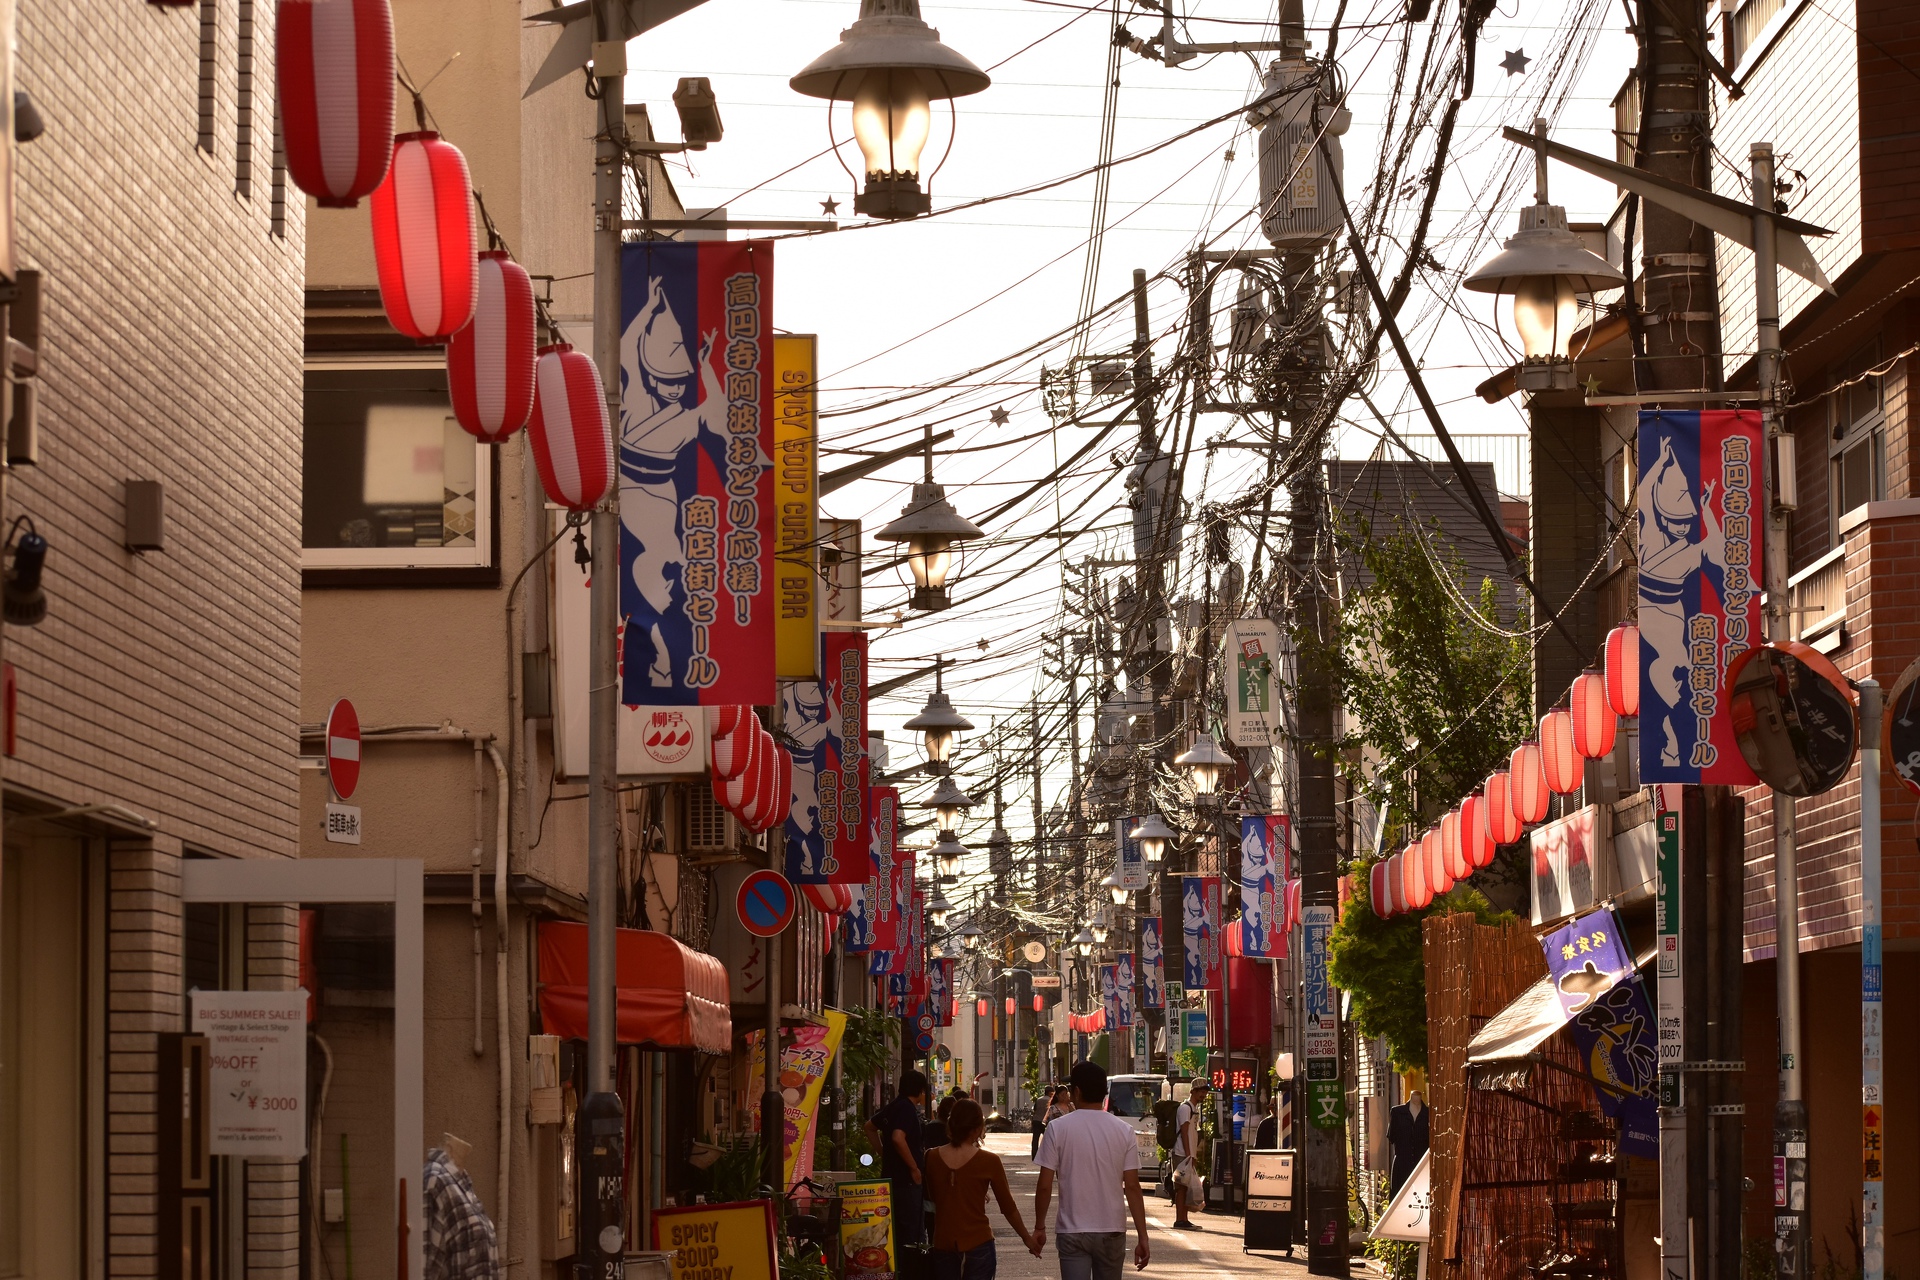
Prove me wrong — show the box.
[191,989,309,1157]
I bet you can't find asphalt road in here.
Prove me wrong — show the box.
[975,1132,1318,1280]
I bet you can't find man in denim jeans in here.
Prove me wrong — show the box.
[1031,1062,1152,1280]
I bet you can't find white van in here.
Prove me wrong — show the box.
[1103,1074,1171,1171]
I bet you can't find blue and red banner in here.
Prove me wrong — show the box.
[1239,815,1289,958]
[1541,908,1658,1157]
[1138,918,1165,1010]
[1114,952,1136,1029]
[1099,965,1120,1033]
[930,957,955,1026]
[618,240,776,707]
[1636,409,1761,784]
[843,886,872,954]
[1179,874,1222,991]
[782,633,868,884]
[867,790,903,953]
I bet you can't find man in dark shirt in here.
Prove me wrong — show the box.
[866,1070,931,1254]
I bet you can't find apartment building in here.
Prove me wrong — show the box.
[0,1,305,1278]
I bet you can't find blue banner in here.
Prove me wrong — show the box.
[1542,908,1659,1158]
[1239,815,1288,958]
[1115,952,1135,1028]
[843,886,872,954]
[1138,919,1165,1010]
[1179,875,1221,990]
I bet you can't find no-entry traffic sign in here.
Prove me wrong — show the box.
[737,869,796,938]
[325,699,361,801]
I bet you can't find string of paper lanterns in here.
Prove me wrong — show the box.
[706,707,786,835]
[1371,621,1643,919]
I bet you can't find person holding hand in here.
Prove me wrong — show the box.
[925,1098,1036,1280]
[1031,1062,1152,1278]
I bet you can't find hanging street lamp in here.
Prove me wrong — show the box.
[922,775,977,836]
[903,656,973,773]
[1090,910,1110,946]
[959,921,982,951]
[1102,871,1130,907]
[873,429,985,610]
[1073,926,1095,957]
[1128,813,1176,864]
[930,833,967,883]
[790,0,991,219]
[1463,118,1625,392]
[1175,731,1234,804]
[928,889,953,930]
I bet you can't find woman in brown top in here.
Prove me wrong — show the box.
[923,1098,1037,1280]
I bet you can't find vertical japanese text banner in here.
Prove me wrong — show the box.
[1220,618,1282,748]
[822,632,869,883]
[618,240,776,707]
[1115,952,1136,1028]
[1100,964,1120,1033]
[1635,409,1761,783]
[868,788,901,954]
[1239,815,1289,958]
[1138,918,1165,1010]
[772,334,818,679]
[1180,874,1222,991]
[1117,817,1148,890]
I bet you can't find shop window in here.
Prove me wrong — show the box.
[1828,339,1886,536]
[302,365,496,580]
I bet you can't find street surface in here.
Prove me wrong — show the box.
[978,1133,1320,1280]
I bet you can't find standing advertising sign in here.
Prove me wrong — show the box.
[1244,1150,1296,1253]
[1540,908,1658,1156]
[746,1010,847,1188]
[618,240,776,707]
[1219,618,1282,747]
[1138,918,1165,1010]
[1179,875,1222,990]
[772,334,818,679]
[1636,409,1762,783]
[839,1180,895,1280]
[652,1201,778,1280]
[190,990,309,1156]
[1239,815,1289,957]
[1301,903,1342,1129]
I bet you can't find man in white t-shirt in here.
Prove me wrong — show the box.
[1171,1078,1208,1230]
[1032,1061,1151,1280]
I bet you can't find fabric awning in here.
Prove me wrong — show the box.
[1466,941,1657,1065]
[537,921,731,1054]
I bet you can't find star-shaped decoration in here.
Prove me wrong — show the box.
[1500,48,1530,76]
[820,196,840,216]
[989,406,1010,425]
[1582,374,1604,397]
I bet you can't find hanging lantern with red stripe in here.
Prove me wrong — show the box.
[1426,826,1453,897]
[1288,879,1303,931]
[1005,996,1016,1017]
[1462,790,1497,869]
[370,132,477,342]
[976,997,989,1018]
[1605,623,1641,717]
[1540,707,1581,794]
[1510,742,1550,825]
[1443,809,1468,881]
[1485,769,1522,844]
[1033,993,1044,1013]
[801,883,853,917]
[1570,668,1618,759]
[1410,840,1434,909]
[1370,861,1391,917]
[711,713,758,782]
[1400,845,1420,912]
[529,343,614,513]
[1384,858,1405,915]
[447,251,537,443]
[277,0,395,207]
[1224,920,1244,958]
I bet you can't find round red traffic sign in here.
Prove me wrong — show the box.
[736,869,796,938]
[325,699,362,801]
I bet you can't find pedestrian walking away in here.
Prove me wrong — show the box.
[1033,1085,1070,1159]
[1170,1078,1207,1231]
[1031,1061,1152,1280]
[925,1097,1037,1280]
[867,1070,932,1256]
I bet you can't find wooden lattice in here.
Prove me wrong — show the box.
[1423,913,1546,1265]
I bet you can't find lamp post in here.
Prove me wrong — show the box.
[790,0,991,218]
[903,657,973,774]
[1129,813,1175,865]
[872,429,985,609]
[1462,118,1625,392]
[1102,870,1130,907]
[1176,732,1233,813]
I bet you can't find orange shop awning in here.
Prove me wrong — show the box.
[537,921,731,1054]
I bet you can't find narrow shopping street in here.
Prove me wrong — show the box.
[978,1134,1316,1280]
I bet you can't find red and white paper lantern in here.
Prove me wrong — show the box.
[529,343,614,513]
[1570,668,1617,759]
[1605,624,1641,717]
[710,715,758,781]
[277,0,395,207]
[1443,809,1467,881]
[447,251,537,443]
[1540,707,1581,794]
[1399,845,1418,912]
[1510,742,1550,825]
[1425,826,1452,897]
[370,132,477,342]
[801,883,852,916]
[1370,861,1391,917]
[1462,791,1497,869]
[1410,839,1433,910]
[1485,769,1522,845]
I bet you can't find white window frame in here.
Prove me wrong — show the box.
[301,357,495,571]
[1827,340,1886,541]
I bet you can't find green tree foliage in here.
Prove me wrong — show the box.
[1303,514,1534,839]
[1328,863,1512,1071]
[839,1006,898,1105]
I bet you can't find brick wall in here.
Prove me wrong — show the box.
[1859,0,1920,255]
[12,0,303,859]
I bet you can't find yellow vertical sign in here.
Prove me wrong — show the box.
[773,335,818,679]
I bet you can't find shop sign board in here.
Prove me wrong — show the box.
[771,334,818,680]
[1302,903,1337,1084]
[1369,1151,1431,1242]
[1117,817,1148,890]
[1541,907,1659,1157]
[1219,618,1281,747]
[839,1180,895,1280]
[651,1200,778,1280]
[1529,804,1605,926]
[1243,1149,1295,1252]
[191,989,308,1157]
[1655,803,1682,1078]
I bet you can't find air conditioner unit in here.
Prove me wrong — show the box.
[684,783,737,854]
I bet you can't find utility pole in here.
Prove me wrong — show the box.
[581,2,629,1276]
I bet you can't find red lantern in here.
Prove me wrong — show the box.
[1423,827,1448,897]
[1571,668,1617,759]
[1510,742,1550,824]
[277,0,394,207]
[1400,845,1419,911]
[709,705,750,739]
[1410,840,1433,910]
[976,998,989,1018]
[529,344,614,512]
[1033,994,1044,1012]
[1385,859,1405,915]
[1224,920,1244,958]
[1288,879,1302,930]
[1370,861,1391,917]
[752,744,790,834]
[370,132,477,342]
[1605,623,1641,717]
[447,251,537,443]
[1485,769,1522,844]
[1540,708,1581,794]
[1462,791,1497,869]
[1443,809,1468,880]
[1006,997,1016,1017]
[711,718,757,782]
[801,883,851,917]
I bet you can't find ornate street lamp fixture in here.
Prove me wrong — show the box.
[959,921,982,951]
[1464,118,1624,392]
[928,889,953,930]
[1101,871,1130,907]
[1090,910,1110,946]
[791,0,991,219]
[931,833,968,883]
[873,430,984,610]
[903,656,973,773]
[1072,927,1095,958]
[922,775,977,836]
[1175,732,1233,801]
